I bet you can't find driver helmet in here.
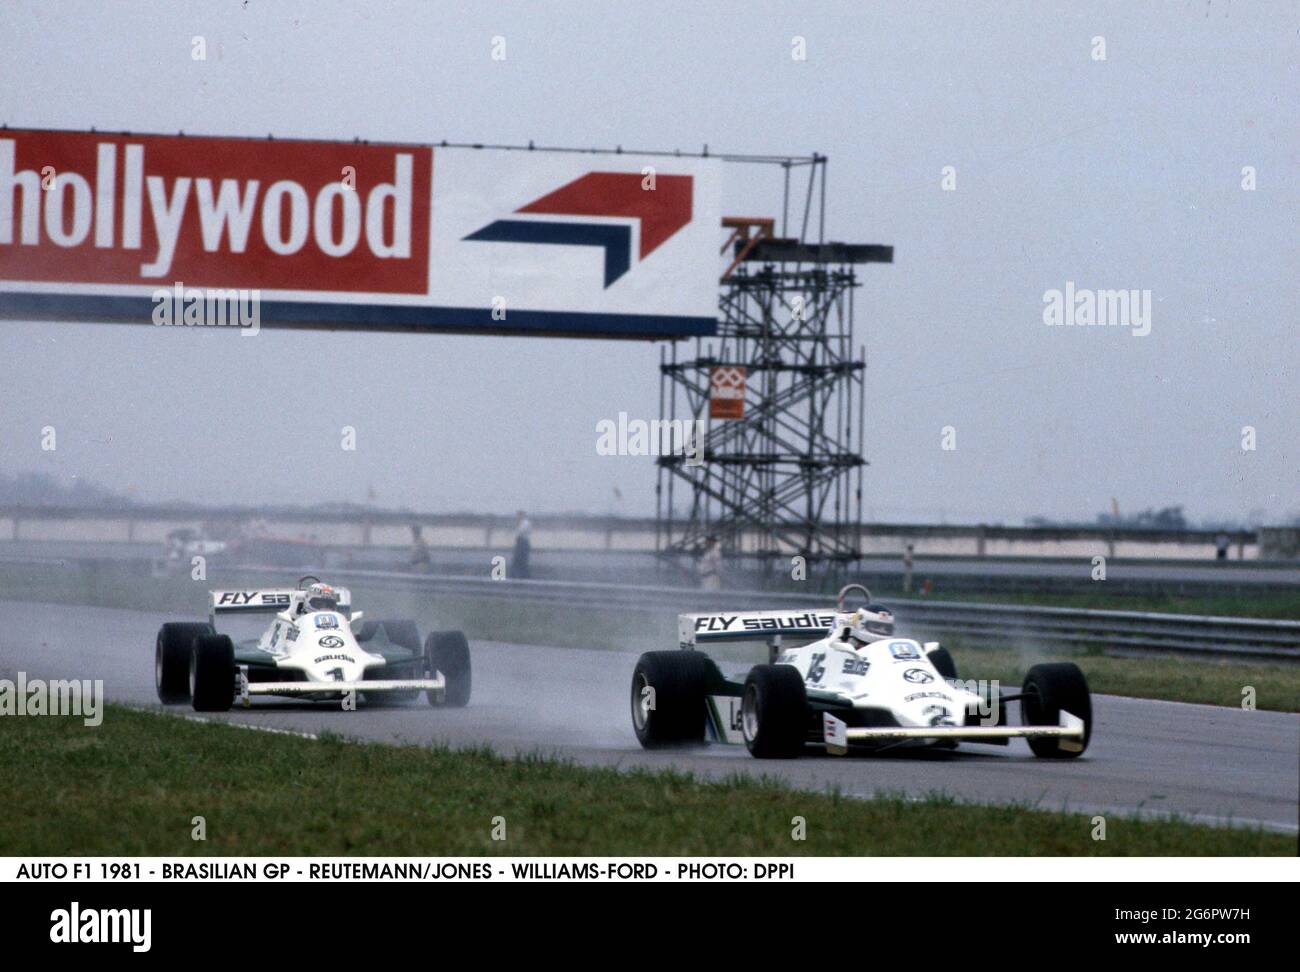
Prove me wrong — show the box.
[843,606,894,646]
[304,582,338,613]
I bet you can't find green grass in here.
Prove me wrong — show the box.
[893,588,1300,621]
[0,705,1290,856]
[935,644,1300,713]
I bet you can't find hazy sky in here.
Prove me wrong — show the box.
[1,1,1296,524]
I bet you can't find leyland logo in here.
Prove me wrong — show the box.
[465,172,693,287]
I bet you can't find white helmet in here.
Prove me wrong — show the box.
[843,606,894,645]
[304,582,338,612]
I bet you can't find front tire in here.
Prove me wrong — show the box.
[1021,662,1092,758]
[156,622,212,704]
[425,630,471,707]
[360,620,422,704]
[630,651,711,747]
[741,665,807,759]
[190,634,236,712]
[927,645,958,681]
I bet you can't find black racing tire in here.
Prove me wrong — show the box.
[356,619,420,651]
[1021,662,1092,758]
[927,645,958,681]
[425,630,471,707]
[156,622,212,704]
[190,633,236,712]
[630,651,712,747]
[360,620,422,704]
[741,665,807,759]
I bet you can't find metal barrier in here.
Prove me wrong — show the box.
[2,553,1295,661]
[306,566,1300,662]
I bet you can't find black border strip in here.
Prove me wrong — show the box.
[0,292,718,339]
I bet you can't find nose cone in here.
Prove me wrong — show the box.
[302,614,366,682]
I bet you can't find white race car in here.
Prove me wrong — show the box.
[155,577,471,711]
[631,585,1090,759]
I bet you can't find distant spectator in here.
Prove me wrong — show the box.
[409,524,431,571]
[512,510,532,579]
[1215,533,1230,561]
[699,533,722,591]
[902,543,915,594]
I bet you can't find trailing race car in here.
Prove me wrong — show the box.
[155,576,471,711]
[631,584,1090,759]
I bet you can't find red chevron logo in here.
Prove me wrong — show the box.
[516,172,693,259]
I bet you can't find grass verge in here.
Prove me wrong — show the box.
[930,644,1300,713]
[890,588,1300,620]
[0,704,1291,856]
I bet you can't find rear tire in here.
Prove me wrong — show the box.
[630,651,711,747]
[425,630,471,707]
[741,665,807,759]
[1021,662,1091,758]
[190,634,236,712]
[156,622,212,704]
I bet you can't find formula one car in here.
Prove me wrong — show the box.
[630,584,1090,759]
[155,576,471,711]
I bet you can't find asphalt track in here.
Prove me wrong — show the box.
[3,600,1297,833]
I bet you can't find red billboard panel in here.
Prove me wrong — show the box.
[0,128,722,337]
[0,129,431,293]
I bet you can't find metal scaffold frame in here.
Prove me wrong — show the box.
[655,154,892,581]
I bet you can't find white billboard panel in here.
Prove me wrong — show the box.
[0,129,721,338]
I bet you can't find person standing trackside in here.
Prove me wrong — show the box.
[699,533,722,591]
[409,523,431,572]
[511,510,532,579]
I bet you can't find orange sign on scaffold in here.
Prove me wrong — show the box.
[709,366,745,420]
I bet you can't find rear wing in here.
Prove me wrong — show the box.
[209,588,351,614]
[679,610,840,649]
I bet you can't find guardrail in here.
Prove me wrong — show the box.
[296,566,1300,662]
[0,502,1270,560]
[2,552,1295,661]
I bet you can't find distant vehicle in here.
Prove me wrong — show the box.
[630,584,1090,760]
[164,527,229,562]
[155,576,471,711]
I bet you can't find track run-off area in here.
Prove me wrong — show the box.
[2,600,1296,833]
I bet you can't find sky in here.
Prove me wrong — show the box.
[1,0,1296,525]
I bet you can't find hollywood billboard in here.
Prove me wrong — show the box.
[0,129,721,338]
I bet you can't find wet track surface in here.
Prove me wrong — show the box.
[3,600,1297,832]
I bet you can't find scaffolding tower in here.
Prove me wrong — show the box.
[655,155,892,581]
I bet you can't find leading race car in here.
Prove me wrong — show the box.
[631,584,1090,759]
[155,576,471,711]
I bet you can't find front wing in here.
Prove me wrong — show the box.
[821,711,1086,755]
[237,672,446,705]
